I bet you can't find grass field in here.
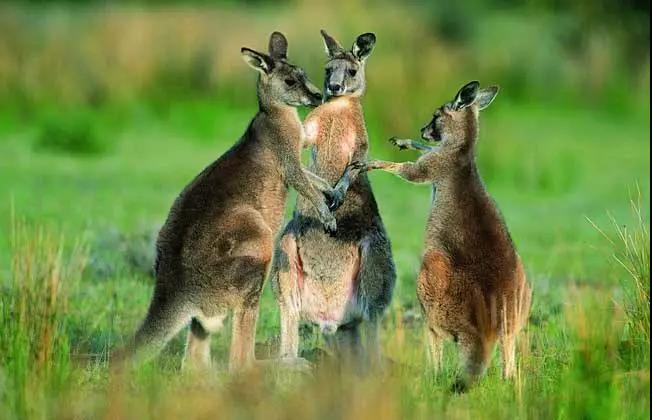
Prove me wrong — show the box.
[0,97,649,419]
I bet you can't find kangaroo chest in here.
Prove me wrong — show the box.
[305,100,366,181]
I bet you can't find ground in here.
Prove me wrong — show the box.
[0,99,649,418]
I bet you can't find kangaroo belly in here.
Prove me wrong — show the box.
[296,235,362,329]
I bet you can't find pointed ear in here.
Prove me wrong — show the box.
[320,29,344,58]
[268,31,288,60]
[475,86,499,110]
[352,32,376,61]
[241,47,274,74]
[452,81,480,110]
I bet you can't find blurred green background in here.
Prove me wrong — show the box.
[0,0,649,306]
[0,1,649,418]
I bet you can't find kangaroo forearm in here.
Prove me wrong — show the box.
[303,169,334,193]
[283,158,336,231]
[368,159,432,184]
[393,138,437,153]
[333,162,362,194]
[287,168,328,210]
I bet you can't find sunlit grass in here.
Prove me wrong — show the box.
[0,174,649,418]
[588,187,651,367]
[0,213,87,418]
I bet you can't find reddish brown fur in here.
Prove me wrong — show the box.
[368,82,532,390]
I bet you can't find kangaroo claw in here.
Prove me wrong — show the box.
[325,190,344,211]
[347,160,367,171]
[323,216,337,234]
[389,137,408,150]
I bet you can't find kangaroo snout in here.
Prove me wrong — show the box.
[327,83,344,96]
[303,82,323,106]
[307,91,323,106]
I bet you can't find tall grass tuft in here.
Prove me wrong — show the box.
[0,214,87,418]
[561,286,623,418]
[588,188,650,367]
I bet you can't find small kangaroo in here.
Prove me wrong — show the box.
[125,32,347,372]
[367,81,532,391]
[269,30,396,371]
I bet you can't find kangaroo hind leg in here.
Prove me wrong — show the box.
[183,314,226,372]
[355,233,396,373]
[426,327,444,374]
[453,331,495,393]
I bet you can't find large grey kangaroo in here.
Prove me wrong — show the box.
[124,32,349,373]
[269,31,396,371]
[367,81,532,391]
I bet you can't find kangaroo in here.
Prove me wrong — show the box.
[269,30,396,372]
[367,81,532,391]
[124,32,348,373]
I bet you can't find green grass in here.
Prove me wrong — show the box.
[0,99,649,418]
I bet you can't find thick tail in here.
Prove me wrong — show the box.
[112,289,191,368]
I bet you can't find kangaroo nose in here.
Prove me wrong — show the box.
[328,84,342,94]
[314,91,323,101]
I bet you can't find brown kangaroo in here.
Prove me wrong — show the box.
[269,31,396,372]
[124,32,348,373]
[367,81,532,391]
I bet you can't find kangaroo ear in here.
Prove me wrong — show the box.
[453,81,480,110]
[352,32,376,61]
[476,86,499,110]
[268,31,288,60]
[241,47,274,74]
[320,29,344,58]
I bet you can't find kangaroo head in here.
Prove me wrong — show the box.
[241,32,323,108]
[320,30,376,99]
[421,81,499,150]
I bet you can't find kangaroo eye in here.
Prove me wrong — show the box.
[347,69,357,77]
[285,79,297,87]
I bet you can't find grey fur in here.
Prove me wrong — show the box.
[269,31,395,373]
[118,33,349,373]
[321,30,375,99]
